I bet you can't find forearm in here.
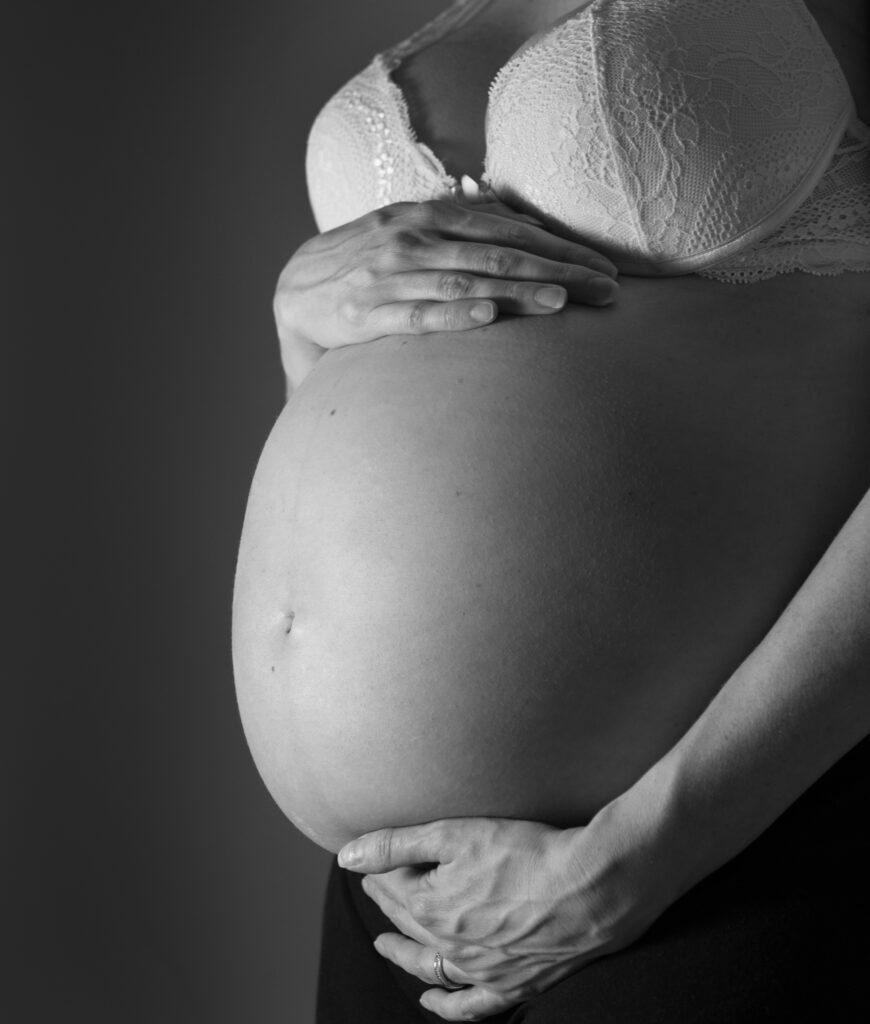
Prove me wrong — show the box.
[589,484,870,920]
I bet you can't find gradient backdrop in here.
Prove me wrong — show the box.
[9,2,444,1020]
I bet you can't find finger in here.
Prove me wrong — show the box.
[361,879,435,944]
[371,270,568,317]
[489,209,546,228]
[452,195,545,228]
[361,298,499,340]
[339,821,460,872]
[421,201,619,279]
[415,239,618,307]
[373,933,471,988]
[420,986,516,1022]
[363,865,427,907]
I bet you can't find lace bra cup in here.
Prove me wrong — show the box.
[305,0,870,282]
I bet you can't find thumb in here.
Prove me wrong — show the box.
[338,821,456,873]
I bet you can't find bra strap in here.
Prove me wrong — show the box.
[382,0,494,69]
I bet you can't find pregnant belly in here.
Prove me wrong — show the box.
[233,273,870,852]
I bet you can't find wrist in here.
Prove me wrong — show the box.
[568,768,692,941]
[595,736,751,914]
[282,329,325,392]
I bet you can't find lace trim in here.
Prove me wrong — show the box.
[700,119,870,282]
[484,0,856,273]
[307,0,870,284]
[305,60,455,231]
[374,55,459,190]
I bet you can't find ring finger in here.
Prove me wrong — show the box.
[374,933,470,990]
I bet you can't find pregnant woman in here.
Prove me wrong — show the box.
[233,0,870,1019]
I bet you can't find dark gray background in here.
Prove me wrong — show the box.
[8,2,443,1020]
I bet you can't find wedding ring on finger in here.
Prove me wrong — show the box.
[433,951,465,991]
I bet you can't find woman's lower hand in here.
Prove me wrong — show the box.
[338,816,655,1021]
[274,196,618,388]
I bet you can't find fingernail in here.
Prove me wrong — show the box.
[338,845,360,868]
[588,258,619,278]
[589,277,619,303]
[470,302,495,323]
[535,286,567,310]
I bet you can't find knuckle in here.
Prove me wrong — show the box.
[372,201,416,226]
[409,891,434,923]
[406,302,427,333]
[499,221,527,246]
[399,202,434,229]
[481,247,512,277]
[346,264,377,291]
[421,198,455,223]
[553,261,576,285]
[391,228,428,255]
[368,206,394,229]
[438,273,474,300]
[442,303,466,331]
[374,827,395,863]
[499,280,521,303]
[339,296,367,327]
[439,941,461,963]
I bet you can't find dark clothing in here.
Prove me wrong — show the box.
[317,738,870,1022]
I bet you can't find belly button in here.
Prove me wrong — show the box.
[282,611,296,637]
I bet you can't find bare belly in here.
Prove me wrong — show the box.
[232,272,870,852]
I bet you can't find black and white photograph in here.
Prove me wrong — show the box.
[9,1,870,1021]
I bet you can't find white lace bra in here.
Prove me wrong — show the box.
[305,0,870,283]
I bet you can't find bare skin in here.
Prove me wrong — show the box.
[392,1,593,179]
[331,4,870,1017]
[234,2,869,1019]
[238,267,869,848]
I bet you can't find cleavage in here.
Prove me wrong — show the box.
[390,1,590,181]
[389,20,523,180]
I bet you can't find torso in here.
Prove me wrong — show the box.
[232,2,870,852]
[235,272,869,852]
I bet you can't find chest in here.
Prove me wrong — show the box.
[386,0,866,182]
[389,0,588,179]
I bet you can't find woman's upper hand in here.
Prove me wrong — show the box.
[274,196,619,389]
[338,816,658,1022]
